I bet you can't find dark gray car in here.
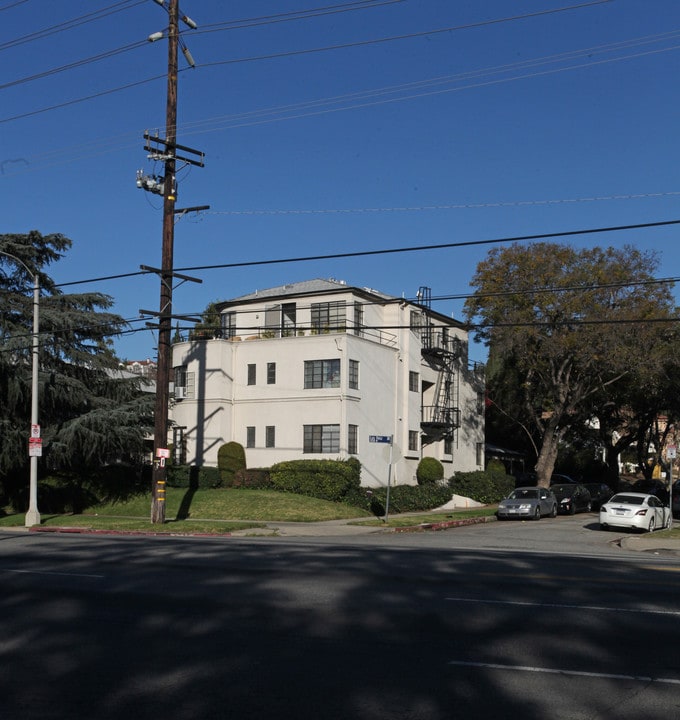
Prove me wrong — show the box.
[497,486,557,520]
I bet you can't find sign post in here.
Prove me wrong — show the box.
[369,435,393,522]
[667,445,676,525]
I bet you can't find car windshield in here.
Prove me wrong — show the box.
[552,484,575,497]
[609,494,645,505]
[509,489,538,500]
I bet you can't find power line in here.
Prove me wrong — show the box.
[194,0,405,33]
[0,1,144,52]
[172,219,680,275]
[0,1,621,124]
[207,191,680,216]
[52,218,680,289]
[0,0,29,12]
[0,40,148,91]
[193,0,609,36]
[0,0,395,87]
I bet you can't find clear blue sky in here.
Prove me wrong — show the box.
[2,0,680,363]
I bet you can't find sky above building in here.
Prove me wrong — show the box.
[2,0,680,364]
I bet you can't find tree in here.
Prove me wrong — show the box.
[0,232,154,507]
[465,242,676,487]
[191,300,222,339]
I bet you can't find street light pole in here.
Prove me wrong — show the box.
[0,250,40,527]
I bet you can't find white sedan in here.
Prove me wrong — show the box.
[599,492,672,533]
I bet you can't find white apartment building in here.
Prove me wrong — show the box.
[171,279,485,488]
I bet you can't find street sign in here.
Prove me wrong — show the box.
[369,435,392,444]
[28,438,42,457]
[667,445,677,459]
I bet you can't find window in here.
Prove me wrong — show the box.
[173,365,194,399]
[282,302,296,337]
[348,424,358,454]
[267,362,276,384]
[409,371,419,392]
[410,310,424,339]
[349,359,359,390]
[353,301,364,337]
[409,430,419,452]
[444,437,453,455]
[304,424,340,453]
[246,426,255,448]
[304,359,340,388]
[476,442,484,466]
[477,391,485,414]
[175,365,187,389]
[247,364,256,385]
[311,301,345,333]
[266,426,275,448]
[221,312,236,339]
[264,302,297,337]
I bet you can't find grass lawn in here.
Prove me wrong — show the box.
[0,487,373,533]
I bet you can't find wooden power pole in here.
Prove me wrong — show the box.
[140,0,205,524]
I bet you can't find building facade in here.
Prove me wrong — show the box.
[171,279,485,487]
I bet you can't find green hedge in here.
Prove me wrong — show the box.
[448,470,514,504]
[166,465,223,489]
[362,484,452,515]
[269,458,361,502]
[233,468,272,489]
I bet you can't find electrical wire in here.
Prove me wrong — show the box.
[0,1,620,124]
[0,0,29,12]
[207,191,680,216]
[193,0,405,33]
[51,218,680,289]
[0,40,149,91]
[0,0,145,52]
[0,0,399,86]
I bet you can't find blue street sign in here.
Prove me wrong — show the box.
[369,435,392,444]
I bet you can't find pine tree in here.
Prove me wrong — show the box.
[0,231,154,507]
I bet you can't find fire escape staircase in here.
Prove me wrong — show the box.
[417,287,461,446]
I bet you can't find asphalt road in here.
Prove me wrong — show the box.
[1,516,679,719]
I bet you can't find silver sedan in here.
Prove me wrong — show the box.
[599,492,672,533]
[497,487,557,520]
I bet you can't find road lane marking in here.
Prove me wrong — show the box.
[447,660,680,685]
[2,568,104,579]
[445,596,680,616]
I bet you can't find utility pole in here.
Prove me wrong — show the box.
[140,0,204,524]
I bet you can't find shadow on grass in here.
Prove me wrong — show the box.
[173,467,199,521]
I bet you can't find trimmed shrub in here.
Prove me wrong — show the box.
[166,465,222,489]
[269,459,361,502]
[218,442,247,487]
[233,467,272,489]
[362,483,452,515]
[416,457,444,485]
[449,470,514,504]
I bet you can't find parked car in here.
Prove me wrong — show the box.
[514,472,578,488]
[599,492,672,533]
[552,483,592,514]
[497,487,557,520]
[583,482,614,510]
[672,480,680,519]
[549,473,579,485]
[631,479,669,504]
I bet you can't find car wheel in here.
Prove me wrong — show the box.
[665,514,672,529]
[550,504,557,518]
[533,506,541,521]
[586,502,592,512]
[600,523,608,531]
[648,517,656,533]
[569,504,576,515]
